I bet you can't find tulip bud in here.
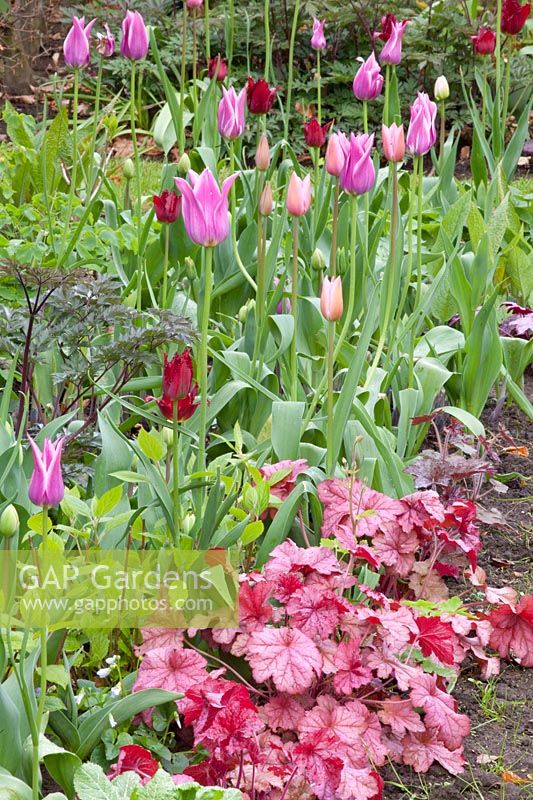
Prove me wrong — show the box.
[182,512,196,535]
[178,152,191,176]
[185,256,197,280]
[259,181,273,216]
[0,504,19,538]
[161,426,174,445]
[382,123,405,163]
[286,172,312,216]
[311,248,326,271]
[326,133,346,177]
[123,158,135,180]
[255,134,270,171]
[434,75,449,102]
[320,276,343,321]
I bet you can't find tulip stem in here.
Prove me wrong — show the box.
[313,147,320,246]
[383,64,390,126]
[415,154,424,309]
[179,2,188,154]
[197,246,213,472]
[330,179,340,277]
[495,0,503,158]
[284,0,300,143]
[229,142,257,291]
[439,100,446,173]
[204,0,211,61]
[61,68,79,257]
[162,224,170,309]
[88,57,104,193]
[502,41,512,143]
[264,0,271,80]
[172,401,181,544]
[326,319,335,476]
[481,59,488,132]
[290,216,299,401]
[32,507,49,800]
[362,98,370,305]
[192,13,198,120]
[316,50,321,124]
[130,62,144,311]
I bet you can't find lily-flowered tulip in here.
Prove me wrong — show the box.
[259,181,274,216]
[373,12,399,41]
[501,0,530,34]
[63,16,95,68]
[175,168,239,247]
[208,54,228,81]
[255,134,271,171]
[320,276,343,321]
[311,18,326,51]
[406,92,437,156]
[96,24,115,58]
[434,75,450,102]
[303,118,333,148]
[153,388,199,422]
[120,11,149,60]
[28,436,65,507]
[286,172,312,216]
[217,86,246,140]
[246,77,278,114]
[471,27,497,55]
[162,349,194,401]
[339,133,376,195]
[382,123,405,162]
[380,19,409,65]
[353,52,383,101]
[326,132,347,176]
[153,190,181,223]
[186,0,204,8]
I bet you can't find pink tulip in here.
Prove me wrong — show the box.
[96,24,115,58]
[339,133,375,195]
[28,436,65,507]
[353,52,383,101]
[63,16,95,69]
[217,86,246,140]
[311,18,326,51]
[325,132,347,177]
[406,92,437,156]
[382,123,405,162]
[259,181,274,216]
[286,172,312,216]
[255,134,270,171]
[320,276,343,321]
[187,0,204,7]
[175,168,239,247]
[274,277,291,313]
[380,19,409,65]
[120,10,149,61]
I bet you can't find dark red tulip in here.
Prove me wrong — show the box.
[155,385,199,422]
[501,0,530,34]
[471,27,497,54]
[373,13,398,41]
[107,745,159,785]
[208,54,228,81]
[153,189,181,223]
[246,77,278,114]
[162,349,194,402]
[303,118,333,149]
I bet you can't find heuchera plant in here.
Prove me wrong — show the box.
[131,479,533,800]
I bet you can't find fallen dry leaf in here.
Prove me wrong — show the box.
[500,770,531,785]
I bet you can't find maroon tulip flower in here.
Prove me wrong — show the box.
[501,0,530,34]
[246,77,278,114]
[208,54,228,81]
[162,350,194,401]
[303,118,333,148]
[153,189,181,223]
[107,745,159,785]
[471,27,497,55]
[373,12,399,41]
[154,386,199,422]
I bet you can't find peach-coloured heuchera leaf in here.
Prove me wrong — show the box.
[246,626,323,693]
[488,594,533,667]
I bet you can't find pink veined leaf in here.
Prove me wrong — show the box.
[246,627,323,694]
[261,695,306,730]
[286,586,345,638]
[299,696,366,755]
[409,673,470,750]
[293,731,343,800]
[333,640,373,694]
[316,638,338,675]
[401,731,465,775]
[487,594,533,667]
[376,606,418,651]
[337,766,384,800]
[134,628,184,656]
[377,697,425,737]
[414,616,458,665]
[239,580,274,631]
[133,645,210,694]
[469,643,501,680]
[204,692,264,757]
[397,490,445,532]
[372,526,418,577]
[265,539,342,581]
[485,585,518,606]
[344,700,388,766]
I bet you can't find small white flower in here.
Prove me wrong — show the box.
[75,690,85,706]
[105,655,119,666]
[110,683,122,697]
[97,667,111,678]
[109,713,117,728]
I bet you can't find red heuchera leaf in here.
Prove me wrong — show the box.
[338,767,384,800]
[239,581,274,631]
[285,586,346,638]
[436,500,481,569]
[378,697,425,737]
[372,526,418,577]
[205,694,264,758]
[261,695,305,730]
[293,731,343,800]
[333,640,373,694]
[246,627,323,693]
[397,490,445,532]
[107,744,159,785]
[401,731,465,774]
[409,673,470,749]
[299,696,368,763]
[265,539,342,581]
[414,616,457,665]
[487,594,533,667]
[133,645,210,694]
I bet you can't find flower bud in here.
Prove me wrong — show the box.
[0,504,19,538]
[434,75,449,102]
[255,134,270,171]
[286,172,312,216]
[161,426,174,445]
[178,152,191,176]
[311,248,326,271]
[325,133,346,177]
[184,256,197,280]
[259,181,273,216]
[123,158,135,180]
[320,276,343,321]
[182,512,196,535]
